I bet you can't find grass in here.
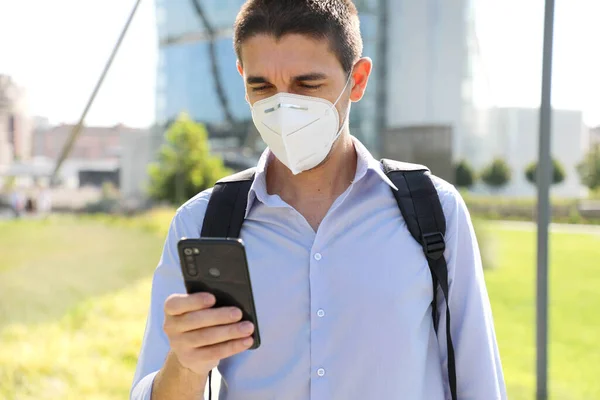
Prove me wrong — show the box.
[483,224,600,399]
[0,212,173,400]
[0,213,598,399]
[0,210,172,328]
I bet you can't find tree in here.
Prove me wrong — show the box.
[577,144,600,191]
[525,158,566,186]
[148,113,232,205]
[481,158,511,190]
[455,160,475,188]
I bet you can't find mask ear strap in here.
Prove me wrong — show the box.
[334,102,351,138]
[332,71,354,107]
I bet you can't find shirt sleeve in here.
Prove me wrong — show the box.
[130,198,209,400]
[436,183,507,400]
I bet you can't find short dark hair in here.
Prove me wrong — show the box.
[233,0,363,74]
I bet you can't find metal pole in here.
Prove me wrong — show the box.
[537,0,556,399]
[375,0,389,157]
[51,0,143,184]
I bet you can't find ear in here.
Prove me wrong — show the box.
[237,61,250,103]
[237,60,244,77]
[349,57,373,102]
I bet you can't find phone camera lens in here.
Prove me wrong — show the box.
[208,267,221,278]
[184,248,193,256]
[187,264,198,276]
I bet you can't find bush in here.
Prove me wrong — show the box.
[578,144,600,191]
[481,158,511,190]
[525,158,566,186]
[147,113,232,206]
[455,160,475,188]
[83,182,120,214]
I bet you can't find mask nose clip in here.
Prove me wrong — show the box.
[264,103,309,114]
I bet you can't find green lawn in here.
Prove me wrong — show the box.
[0,214,598,399]
[484,224,600,400]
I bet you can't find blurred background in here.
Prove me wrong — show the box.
[0,0,598,399]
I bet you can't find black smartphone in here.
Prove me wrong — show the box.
[177,237,261,350]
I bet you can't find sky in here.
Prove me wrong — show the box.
[472,0,600,126]
[0,0,157,127]
[0,0,598,128]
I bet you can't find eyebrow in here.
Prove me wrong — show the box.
[246,72,328,85]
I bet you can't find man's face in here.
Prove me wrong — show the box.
[237,34,372,126]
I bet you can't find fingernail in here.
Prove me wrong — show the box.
[230,308,242,320]
[243,337,254,347]
[240,321,254,334]
[203,294,215,305]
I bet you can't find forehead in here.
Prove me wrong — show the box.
[239,34,344,78]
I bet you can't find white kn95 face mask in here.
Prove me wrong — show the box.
[250,73,352,175]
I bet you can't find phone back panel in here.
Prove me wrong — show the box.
[177,238,261,349]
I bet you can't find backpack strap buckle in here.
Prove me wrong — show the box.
[422,232,446,260]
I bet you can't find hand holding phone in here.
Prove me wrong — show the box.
[161,238,261,376]
[162,291,255,376]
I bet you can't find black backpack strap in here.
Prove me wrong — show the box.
[200,167,256,400]
[201,167,256,238]
[381,159,458,400]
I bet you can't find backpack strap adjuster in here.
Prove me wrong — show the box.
[422,232,446,260]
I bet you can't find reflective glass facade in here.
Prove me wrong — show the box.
[156,0,382,152]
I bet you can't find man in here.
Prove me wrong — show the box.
[131,1,506,399]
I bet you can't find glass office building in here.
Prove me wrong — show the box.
[155,0,382,157]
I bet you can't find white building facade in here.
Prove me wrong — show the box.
[475,107,589,198]
[386,0,471,159]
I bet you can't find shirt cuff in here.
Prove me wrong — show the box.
[130,371,159,400]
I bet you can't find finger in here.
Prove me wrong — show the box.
[173,307,243,333]
[195,336,255,361]
[184,321,254,348]
[164,293,215,316]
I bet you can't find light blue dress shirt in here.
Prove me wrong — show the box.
[131,138,506,400]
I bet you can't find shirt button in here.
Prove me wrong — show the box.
[314,253,322,261]
[317,309,325,317]
[317,368,326,377]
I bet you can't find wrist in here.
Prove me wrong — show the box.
[152,352,208,399]
[170,351,212,379]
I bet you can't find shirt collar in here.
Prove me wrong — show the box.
[245,136,398,217]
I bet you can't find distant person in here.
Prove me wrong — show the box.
[131,1,506,399]
[25,196,35,213]
[37,185,52,216]
[10,189,24,218]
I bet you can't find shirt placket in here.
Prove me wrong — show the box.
[309,240,331,399]
[307,185,359,399]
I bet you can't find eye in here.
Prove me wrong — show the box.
[251,85,271,92]
[299,83,323,90]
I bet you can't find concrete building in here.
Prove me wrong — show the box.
[590,126,600,146]
[30,123,150,190]
[33,123,129,160]
[382,125,454,183]
[474,107,589,198]
[386,0,470,160]
[0,75,32,166]
[120,126,155,206]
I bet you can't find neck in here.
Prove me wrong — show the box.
[266,133,357,203]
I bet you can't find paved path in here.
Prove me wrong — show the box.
[489,220,600,235]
